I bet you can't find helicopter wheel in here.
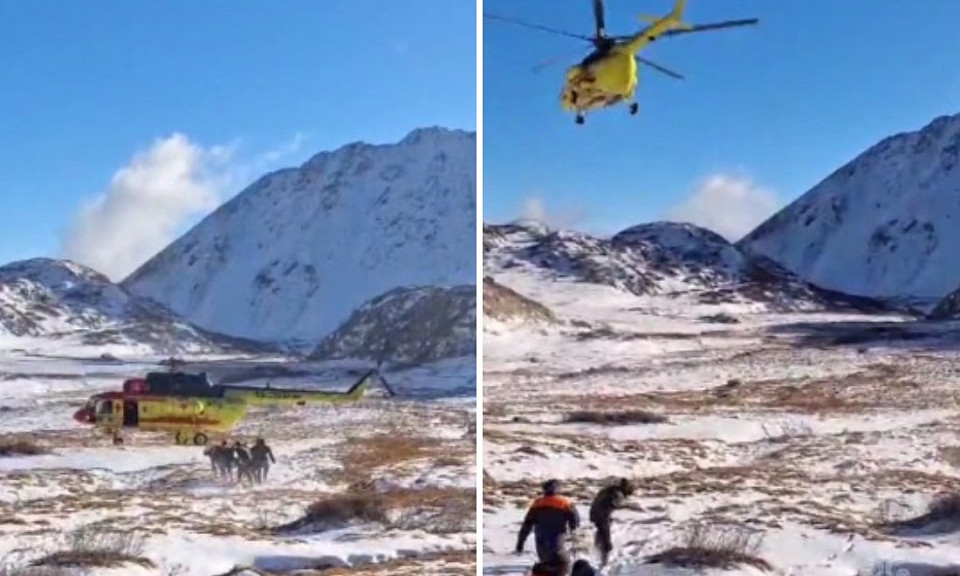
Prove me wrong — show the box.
[193,432,208,446]
[629,103,639,115]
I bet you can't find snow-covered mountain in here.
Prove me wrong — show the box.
[123,127,476,343]
[312,284,475,364]
[0,258,261,353]
[741,112,960,303]
[485,220,886,312]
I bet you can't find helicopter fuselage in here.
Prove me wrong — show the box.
[561,46,638,113]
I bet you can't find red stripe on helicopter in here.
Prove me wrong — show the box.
[139,417,225,426]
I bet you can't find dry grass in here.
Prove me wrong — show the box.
[645,523,771,571]
[388,487,476,534]
[564,410,668,426]
[542,365,933,416]
[340,431,435,479]
[0,435,48,457]
[28,527,153,570]
[275,485,475,536]
[274,492,389,533]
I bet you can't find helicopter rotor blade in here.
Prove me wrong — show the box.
[592,0,607,38]
[636,56,684,80]
[531,47,593,74]
[483,13,593,42]
[661,18,759,37]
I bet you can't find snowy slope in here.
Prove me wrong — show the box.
[483,254,960,575]
[485,220,887,313]
[0,258,261,355]
[0,354,476,576]
[741,112,960,302]
[123,127,476,343]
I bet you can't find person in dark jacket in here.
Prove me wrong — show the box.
[588,477,635,567]
[233,441,253,485]
[203,444,219,476]
[570,559,597,576]
[530,559,596,576]
[249,437,276,484]
[217,440,236,481]
[516,479,580,576]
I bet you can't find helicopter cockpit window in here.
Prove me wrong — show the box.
[96,400,113,415]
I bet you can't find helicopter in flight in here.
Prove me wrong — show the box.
[72,368,395,446]
[484,0,759,124]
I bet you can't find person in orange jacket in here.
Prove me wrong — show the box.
[516,479,581,575]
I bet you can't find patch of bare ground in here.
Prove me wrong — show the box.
[341,431,434,478]
[542,364,942,415]
[332,426,472,488]
[0,435,48,457]
[483,276,555,323]
[553,365,635,382]
[645,523,772,571]
[940,446,960,468]
[274,486,475,535]
[574,326,704,343]
[564,410,667,425]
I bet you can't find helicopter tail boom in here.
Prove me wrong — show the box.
[220,370,379,405]
[623,0,690,54]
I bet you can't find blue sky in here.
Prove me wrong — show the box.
[0,0,476,276]
[483,0,960,239]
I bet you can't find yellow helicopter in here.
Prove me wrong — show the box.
[73,368,394,446]
[485,0,759,124]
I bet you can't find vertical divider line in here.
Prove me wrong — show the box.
[474,0,485,574]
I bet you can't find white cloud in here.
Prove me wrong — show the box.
[664,174,780,241]
[60,132,310,281]
[519,195,588,230]
[61,133,228,281]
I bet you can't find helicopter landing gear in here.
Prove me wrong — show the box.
[175,430,208,446]
[629,102,639,115]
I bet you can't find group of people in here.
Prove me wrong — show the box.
[203,437,276,485]
[515,477,636,576]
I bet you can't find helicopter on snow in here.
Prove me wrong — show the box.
[484,0,759,124]
[72,368,396,446]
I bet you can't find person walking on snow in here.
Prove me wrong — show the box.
[588,477,635,567]
[233,441,253,485]
[249,437,276,484]
[516,479,581,576]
